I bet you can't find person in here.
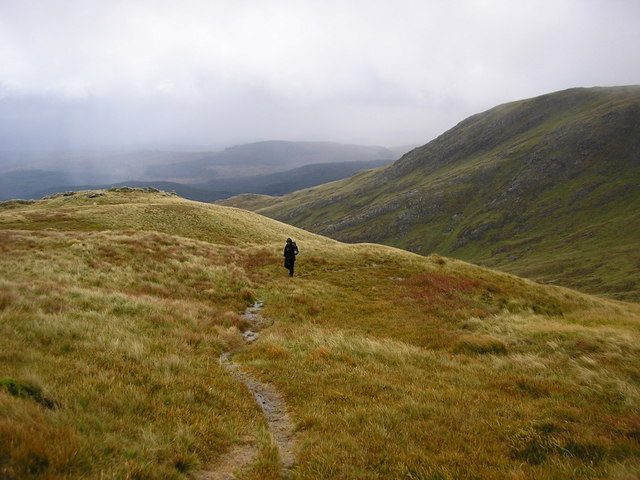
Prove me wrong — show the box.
[283,238,299,277]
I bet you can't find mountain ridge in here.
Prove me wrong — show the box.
[219,86,640,300]
[2,159,391,203]
[145,140,395,180]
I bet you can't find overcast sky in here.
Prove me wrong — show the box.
[1,0,639,151]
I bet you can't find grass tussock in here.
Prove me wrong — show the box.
[452,334,508,355]
[1,189,639,479]
[0,378,59,409]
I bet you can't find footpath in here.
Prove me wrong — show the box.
[201,302,297,480]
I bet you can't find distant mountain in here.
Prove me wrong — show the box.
[200,159,392,196]
[0,149,213,184]
[145,140,395,180]
[2,160,393,202]
[221,86,640,301]
[0,141,395,201]
[0,169,74,201]
[0,141,394,202]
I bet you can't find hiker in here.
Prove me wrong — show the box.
[283,238,299,277]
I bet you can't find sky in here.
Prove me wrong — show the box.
[1,0,639,151]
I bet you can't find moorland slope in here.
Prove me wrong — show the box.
[220,86,640,301]
[1,188,639,479]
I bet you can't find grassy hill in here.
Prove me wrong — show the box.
[1,188,639,479]
[218,86,640,302]
[27,181,219,204]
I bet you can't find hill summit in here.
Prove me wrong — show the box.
[221,86,640,301]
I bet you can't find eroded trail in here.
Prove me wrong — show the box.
[204,302,297,479]
[200,443,259,480]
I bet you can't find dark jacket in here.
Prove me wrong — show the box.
[284,242,299,261]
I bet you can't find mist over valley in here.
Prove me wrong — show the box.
[0,141,398,201]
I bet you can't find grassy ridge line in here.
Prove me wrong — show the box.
[0,189,339,250]
[1,189,640,479]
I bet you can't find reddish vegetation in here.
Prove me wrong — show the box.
[405,272,492,319]
[406,272,482,299]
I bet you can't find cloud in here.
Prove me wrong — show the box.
[1,0,639,149]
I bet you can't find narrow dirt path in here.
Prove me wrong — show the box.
[200,442,259,480]
[202,301,297,479]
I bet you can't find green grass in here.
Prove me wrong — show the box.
[220,86,640,302]
[1,188,639,479]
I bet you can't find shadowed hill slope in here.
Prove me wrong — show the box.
[1,188,639,479]
[219,86,640,301]
[199,158,392,197]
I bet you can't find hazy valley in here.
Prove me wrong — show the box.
[0,141,396,203]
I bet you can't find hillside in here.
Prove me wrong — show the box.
[1,188,639,479]
[26,180,218,203]
[199,159,393,197]
[219,86,640,301]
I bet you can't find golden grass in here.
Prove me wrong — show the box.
[0,227,268,479]
[240,318,640,479]
[1,189,639,479]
